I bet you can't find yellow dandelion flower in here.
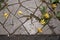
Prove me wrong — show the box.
[17,11,22,15]
[51,4,57,8]
[40,19,46,25]
[44,12,50,19]
[37,27,42,33]
[4,13,9,18]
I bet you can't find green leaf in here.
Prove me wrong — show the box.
[0,2,1,8]
[56,11,60,18]
[50,0,59,3]
[56,12,60,17]
[0,0,4,3]
[59,0,60,2]
[39,6,46,14]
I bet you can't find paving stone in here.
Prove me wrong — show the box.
[22,0,36,12]
[7,0,18,4]
[4,14,21,33]
[42,25,52,34]
[23,18,43,35]
[49,18,60,34]
[8,4,19,15]
[14,26,28,35]
[0,24,8,34]
[0,0,60,35]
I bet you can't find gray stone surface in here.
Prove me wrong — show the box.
[0,0,60,35]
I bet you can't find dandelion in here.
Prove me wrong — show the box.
[51,4,57,8]
[37,27,42,33]
[44,12,50,19]
[4,13,9,19]
[17,11,22,15]
[40,19,46,25]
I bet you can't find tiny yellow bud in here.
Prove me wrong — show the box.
[4,13,9,18]
[17,11,22,15]
[51,4,57,8]
[37,27,42,33]
[44,12,50,19]
[40,19,46,25]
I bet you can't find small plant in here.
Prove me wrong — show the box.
[0,0,4,8]
[56,11,60,20]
